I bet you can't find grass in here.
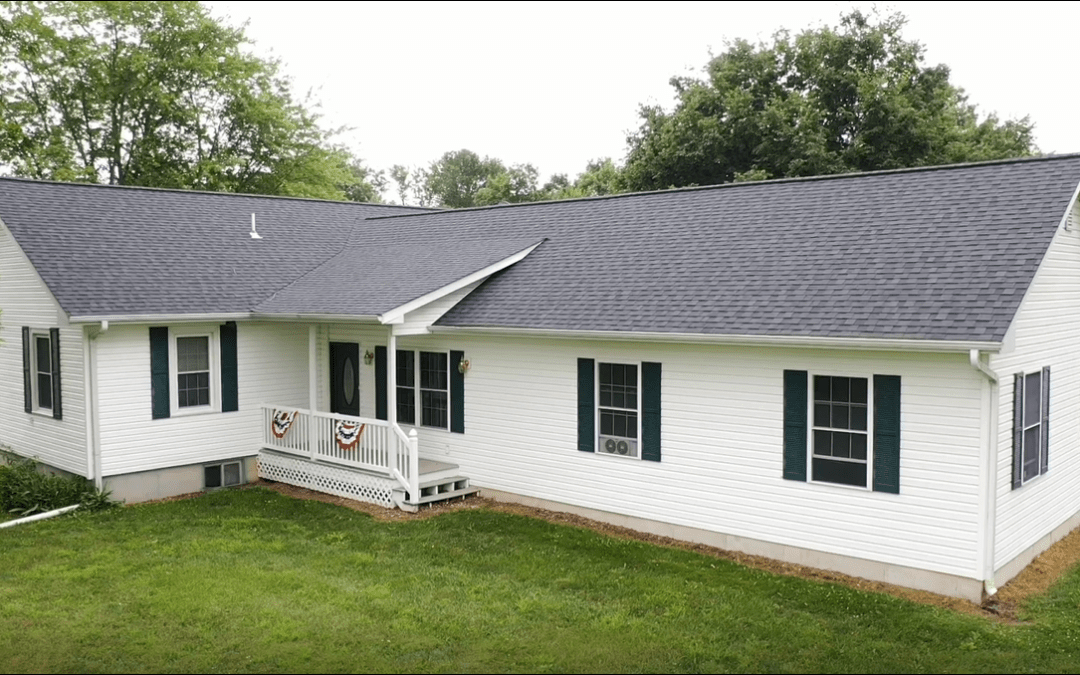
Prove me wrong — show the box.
[2,488,1079,673]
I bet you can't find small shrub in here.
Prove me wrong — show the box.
[0,458,117,517]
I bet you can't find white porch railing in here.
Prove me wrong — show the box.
[260,404,418,498]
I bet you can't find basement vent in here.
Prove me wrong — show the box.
[205,461,243,489]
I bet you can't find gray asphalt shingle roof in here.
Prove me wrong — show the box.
[428,155,1080,342]
[2,154,1078,342]
[0,179,432,316]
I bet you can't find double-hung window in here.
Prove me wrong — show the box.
[166,328,219,415]
[396,351,449,429]
[176,335,211,408]
[1013,367,1050,488]
[597,362,639,458]
[22,327,62,419]
[33,332,53,411]
[811,375,869,488]
[150,323,237,420]
[783,370,900,493]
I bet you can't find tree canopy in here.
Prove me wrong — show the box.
[392,149,543,208]
[623,11,1037,191]
[0,0,381,201]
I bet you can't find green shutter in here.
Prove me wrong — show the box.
[22,326,32,414]
[1040,366,1050,476]
[873,374,901,494]
[220,322,238,412]
[641,362,662,462]
[375,346,387,421]
[783,370,808,481]
[1012,373,1023,490]
[578,358,595,453]
[150,327,170,419]
[450,350,465,433]
[49,327,62,420]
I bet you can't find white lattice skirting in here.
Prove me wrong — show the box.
[258,451,396,509]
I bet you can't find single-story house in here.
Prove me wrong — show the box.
[3,154,1080,602]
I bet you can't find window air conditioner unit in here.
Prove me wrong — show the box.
[598,435,638,458]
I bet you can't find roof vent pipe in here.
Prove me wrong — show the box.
[250,213,262,239]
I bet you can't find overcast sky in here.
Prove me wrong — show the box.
[205,1,1078,191]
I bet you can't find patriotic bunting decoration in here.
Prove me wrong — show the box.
[334,420,365,451]
[271,410,297,439]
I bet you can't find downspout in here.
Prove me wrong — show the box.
[970,348,999,597]
[83,322,105,490]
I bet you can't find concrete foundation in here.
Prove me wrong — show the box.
[994,508,1080,590]
[103,456,258,504]
[480,486,986,602]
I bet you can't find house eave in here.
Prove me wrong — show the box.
[429,325,1003,353]
[69,312,255,325]
[69,311,384,324]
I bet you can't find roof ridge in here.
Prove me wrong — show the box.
[363,153,1080,221]
[0,174,439,211]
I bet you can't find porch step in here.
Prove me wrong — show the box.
[409,475,479,506]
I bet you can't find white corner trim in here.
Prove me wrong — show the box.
[377,240,543,325]
[429,325,1001,353]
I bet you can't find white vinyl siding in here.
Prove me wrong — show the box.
[395,280,485,335]
[95,321,310,476]
[990,219,1080,570]
[318,324,985,579]
[0,222,87,475]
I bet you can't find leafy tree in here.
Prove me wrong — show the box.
[0,0,380,201]
[411,149,543,208]
[389,164,413,206]
[623,10,1036,191]
[541,158,629,200]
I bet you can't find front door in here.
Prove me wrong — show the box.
[329,342,360,417]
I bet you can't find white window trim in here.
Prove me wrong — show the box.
[397,349,451,431]
[807,372,874,490]
[595,360,643,460]
[29,329,53,415]
[168,326,220,417]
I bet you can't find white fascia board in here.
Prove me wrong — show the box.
[429,325,1001,353]
[249,313,382,323]
[69,312,253,325]
[1057,177,1080,232]
[71,312,386,325]
[377,241,543,325]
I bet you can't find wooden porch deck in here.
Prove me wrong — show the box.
[257,448,477,511]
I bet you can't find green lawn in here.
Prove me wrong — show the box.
[2,488,1079,673]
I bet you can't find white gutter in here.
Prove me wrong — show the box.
[69,312,383,325]
[250,313,381,323]
[0,504,80,529]
[970,348,1000,597]
[69,312,253,324]
[430,325,1002,353]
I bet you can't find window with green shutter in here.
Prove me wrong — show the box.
[579,359,661,462]
[784,370,900,492]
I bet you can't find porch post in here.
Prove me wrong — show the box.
[308,324,317,461]
[387,327,397,427]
